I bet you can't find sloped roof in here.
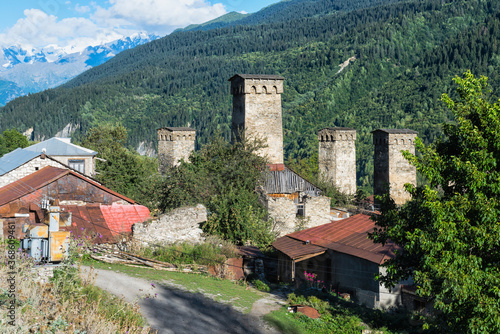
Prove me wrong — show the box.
[0,166,134,207]
[0,148,41,176]
[24,138,97,156]
[273,214,398,265]
[61,204,150,243]
[100,204,151,235]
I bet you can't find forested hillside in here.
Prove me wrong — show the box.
[1,0,499,192]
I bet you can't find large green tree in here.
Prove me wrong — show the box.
[0,129,30,157]
[157,134,274,247]
[81,124,159,206]
[371,71,500,332]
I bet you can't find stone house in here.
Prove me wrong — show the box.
[0,149,73,188]
[23,137,97,176]
[272,213,411,309]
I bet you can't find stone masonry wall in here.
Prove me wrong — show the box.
[318,128,357,195]
[266,195,332,236]
[133,204,207,245]
[231,76,284,164]
[373,130,417,205]
[0,156,67,188]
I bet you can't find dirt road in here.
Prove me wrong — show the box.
[81,267,283,334]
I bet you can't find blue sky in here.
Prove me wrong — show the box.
[0,0,280,51]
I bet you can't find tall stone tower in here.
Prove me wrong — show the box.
[157,127,196,173]
[229,74,285,164]
[372,129,418,205]
[318,127,357,195]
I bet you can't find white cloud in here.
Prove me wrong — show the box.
[0,1,228,51]
[0,9,122,52]
[75,4,91,13]
[93,0,227,34]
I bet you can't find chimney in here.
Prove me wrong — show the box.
[372,129,418,205]
[229,74,285,164]
[318,127,357,195]
[157,127,196,173]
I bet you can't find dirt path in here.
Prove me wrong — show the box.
[80,267,284,334]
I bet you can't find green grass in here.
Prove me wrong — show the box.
[82,259,264,313]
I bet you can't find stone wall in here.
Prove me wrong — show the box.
[230,75,284,164]
[318,128,357,195]
[0,156,67,188]
[133,204,207,245]
[50,155,95,177]
[266,194,331,236]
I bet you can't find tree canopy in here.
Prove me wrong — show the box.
[80,124,159,206]
[157,134,275,247]
[371,71,500,332]
[0,129,30,157]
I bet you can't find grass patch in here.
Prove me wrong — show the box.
[83,259,264,313]
[132,237,239,267]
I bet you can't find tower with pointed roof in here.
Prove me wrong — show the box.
[229,74,285,164]
[372,129,418,205]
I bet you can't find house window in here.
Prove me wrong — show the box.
[69,159,85,174]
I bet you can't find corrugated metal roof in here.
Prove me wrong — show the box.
[272,236,327,260]
[0,148,40,176]
[0,166,134,207]
[264,165,322,195]
[101,204,150,236]
[24,138,97,156]
[278,214,398,264]
[61,204,150,243]
[228,74,285,81]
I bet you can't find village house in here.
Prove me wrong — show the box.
[23,137,98,176]
[272,213,411,309]
[0,166,150,243]
[0,137,99,188]
[272,126,419,309]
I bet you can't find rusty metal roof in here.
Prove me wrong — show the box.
[101,204,151,236]
[61,204,150,243]
[0,166,135,207]
[272,236,327,260]
[276,214,398,264]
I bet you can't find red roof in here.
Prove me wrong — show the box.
[62,204,150,243]
[0,166,135,207]
[100,204,151,236]
[273,214,398,264]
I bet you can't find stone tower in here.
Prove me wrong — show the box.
[157,127,196,173]
[318,127,357,195]
[229,74,285,164]
[372,129,418,205]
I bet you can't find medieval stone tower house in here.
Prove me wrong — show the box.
[318,127,357,196]
[157,127,196,173]
[372,129,418,205]
[229,74,285,165]
[157,73,418,215]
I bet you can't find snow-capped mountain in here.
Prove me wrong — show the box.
[0,33,160,105]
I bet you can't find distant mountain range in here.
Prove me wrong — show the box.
[0,33,160,105]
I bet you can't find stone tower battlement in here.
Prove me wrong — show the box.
[372,129,418,205]
[229,74,285,164]
[318,127,357,195]
[157,127,196,173]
